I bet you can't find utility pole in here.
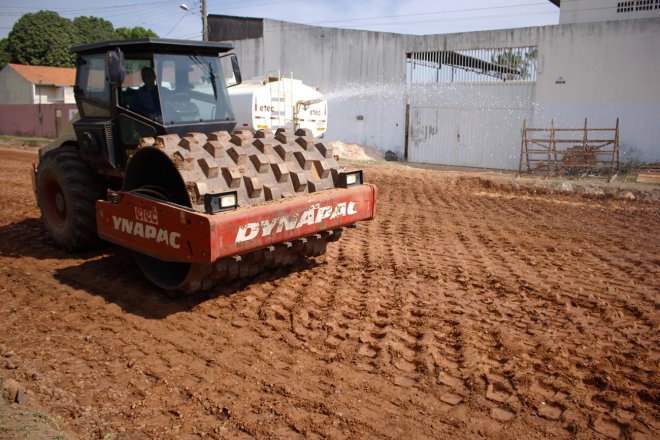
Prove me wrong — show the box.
[201,0,208,41]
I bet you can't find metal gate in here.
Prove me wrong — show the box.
[408,83,534,169]
[406,48,537,170]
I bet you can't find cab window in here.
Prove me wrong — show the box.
[77,54,110,106]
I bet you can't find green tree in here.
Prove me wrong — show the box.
[7,11,76,67]
[491,48,537,81]
[3,11,159,68]
[74,16,117,45]
[115,26,159,39]
[0,38,10,70]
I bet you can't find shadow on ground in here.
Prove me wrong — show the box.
[53,253,320,319]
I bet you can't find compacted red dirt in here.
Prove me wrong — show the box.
[0,146,658,439]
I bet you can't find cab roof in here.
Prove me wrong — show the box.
[71,38,234,55]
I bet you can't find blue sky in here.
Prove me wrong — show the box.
[0,0,560,40]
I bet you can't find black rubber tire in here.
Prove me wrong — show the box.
[36,145,105,252]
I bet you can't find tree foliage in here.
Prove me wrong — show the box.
[491,48,537,81]
[0,39,10,69]
[0,10,159,69]
[115,26,159,40]
[7,11,77,67]
[73,16,117,45]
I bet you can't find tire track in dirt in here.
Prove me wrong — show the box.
[459,212,577,431]
[1,148,659,439]
[358,175,462,392]
[430,191,528,425]
[466,181,659,439]
[466,183,658,437]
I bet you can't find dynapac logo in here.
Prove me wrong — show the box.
[236,201,358,243]
[111,216,181,249]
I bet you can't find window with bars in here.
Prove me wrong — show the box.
[617,1,635,12]
[406,47,537,85]
[638,0,654,10]
[636,0,653,10]
[617,0,660,12]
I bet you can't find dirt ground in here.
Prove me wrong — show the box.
[0,145,658,440]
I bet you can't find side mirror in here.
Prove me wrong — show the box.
[231,54,242,85]
[220,53,242,87]
[107,48,124,86]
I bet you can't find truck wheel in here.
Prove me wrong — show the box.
[36,145,105,251]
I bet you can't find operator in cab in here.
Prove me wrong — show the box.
[132,67,161,121]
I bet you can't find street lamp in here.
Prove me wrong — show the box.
[179,1,208,41]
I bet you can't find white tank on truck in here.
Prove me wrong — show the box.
[227,73,327,138]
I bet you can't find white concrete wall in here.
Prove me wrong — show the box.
[323,82,407,154]
[0,67,32,104]
[224,16,660,166]
[536,19,660,103]
[231,22,410,150]
[232,21,407,89]
[560,0,660,24]
[229,22,541,153]
[533,18,660,163]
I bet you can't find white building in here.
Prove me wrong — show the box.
[559,0,660,24]
[0,64,75,105]
[214,4,660,168]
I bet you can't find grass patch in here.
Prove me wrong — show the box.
[0,375,71,439]
[0,135,52,146]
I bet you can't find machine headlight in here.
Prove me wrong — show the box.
[220,193,237,208]
[204,191,238,214]
[340,170,363,188]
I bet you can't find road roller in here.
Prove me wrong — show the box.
[32,38,377,295]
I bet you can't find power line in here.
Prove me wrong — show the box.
[248,1,632,34]
[163,12,191,37]
[305,2,551,26]
[0,1,177,13]
[0,0,568,40]
[258,9,558,34]
[310,11,559,30]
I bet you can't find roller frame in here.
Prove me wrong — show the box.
[96,184,377,264]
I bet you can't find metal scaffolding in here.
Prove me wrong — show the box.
[518,119,620,175]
